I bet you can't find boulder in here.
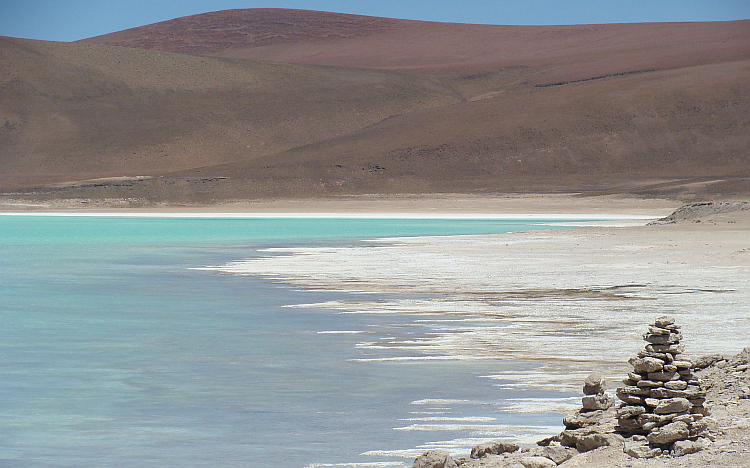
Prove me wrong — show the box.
[624,442,662,458]
[664,380,688,390]
[563,409,608,429]
[616,417,643,432]
[576,432,623,452]
[693,354,723,369]
[646,343,685,354]
[636,379,664,388]
[583,372,607,395]
[646,371,678,382]
[671,438,706,456]
[648,325,670,335]
[470,440,519,458]
[647,421,689,445]
[539,445,576,464]
[616,405,646,418]
[519,456,556,468]
[412,450,458,468]
[581,393,615,410]
[630,357,664,373]
[654,316,676,328]
[644,332,682,345]
[654,397,691,414]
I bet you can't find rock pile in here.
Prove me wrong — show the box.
[615,315,711,458]
[410,316,725,468]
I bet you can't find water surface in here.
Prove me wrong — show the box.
[0,216,593,467]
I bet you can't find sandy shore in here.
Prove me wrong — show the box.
[0,193,679,216]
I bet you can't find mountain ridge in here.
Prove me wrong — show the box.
[2,9,749,201]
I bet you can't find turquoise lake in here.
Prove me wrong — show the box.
[0,216,598,467]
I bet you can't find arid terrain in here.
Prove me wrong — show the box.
[1,9,749,203]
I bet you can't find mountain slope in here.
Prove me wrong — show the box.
[2,9,750,201]
[0,36,459,188]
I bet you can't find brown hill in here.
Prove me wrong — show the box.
[2,9,749,202]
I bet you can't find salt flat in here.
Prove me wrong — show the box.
[204,208,750,403]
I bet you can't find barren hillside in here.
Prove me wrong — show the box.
[2,9,749,202]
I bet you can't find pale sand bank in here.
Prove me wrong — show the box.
[0,193,679,216]
[202,207,750,404]
[197,204,749,463]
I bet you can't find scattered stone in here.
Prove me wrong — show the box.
[519,456,555,468]
[647,420,689,445]
[538,445,575,464]
[694,354,724,369]
[616,405,646,418]
[654,315,675,328]
[412,450,458,468]
[563,409,609,428]
[671,438,707,456]
[583,372,607,395]
[535,435,560,447]
[630,357,664,373]
[664,380,688,390]
[575,433,623,452]
[654,397,691,414]
[470,440,519,458]
[581,393,615,410]
[624,442,662,458]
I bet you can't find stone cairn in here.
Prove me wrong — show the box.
[615,315,711,457]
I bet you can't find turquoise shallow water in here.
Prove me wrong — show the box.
[0,216,590,467]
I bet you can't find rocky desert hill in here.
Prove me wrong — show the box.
[2,9,749,202]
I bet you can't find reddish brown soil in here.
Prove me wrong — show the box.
[2,9,749,202]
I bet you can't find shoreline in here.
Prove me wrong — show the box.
[0,193,680,216]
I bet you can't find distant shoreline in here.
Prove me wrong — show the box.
[0,193,680,217]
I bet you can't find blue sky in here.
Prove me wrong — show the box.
[3,0,749,42]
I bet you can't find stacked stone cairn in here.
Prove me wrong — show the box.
[615,315,711,457]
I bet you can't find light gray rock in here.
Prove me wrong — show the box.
[672,360,693,368]
[581,393,615,410]
[519,456,556,468]
[563,409,607,429]
[654,315,676,328]
[616,417,642,432]
[644,332,682,345]
[619,385,651,396]
[413,450,458,468]
[693,354,723,369]
[616,405,646,418]
[654,397,691,414]
[672,414,694,424]
[664,380,688,390]
[647,421,689,445]
[689,417,717,438]
[648,325,670,335]
[631,357,665,373]
[671,438,706,456]
[636,379,664,388]
[638,351,671,361]
[627,372,643,381]
[539,445,576,464]
[576,433,624,452]
[470,440,519,458]
[647,371,678,382]
[624,442,662,458]
[583,372,606,395]
[646,343,685,354]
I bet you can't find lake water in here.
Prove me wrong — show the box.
[0,215,613,467]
